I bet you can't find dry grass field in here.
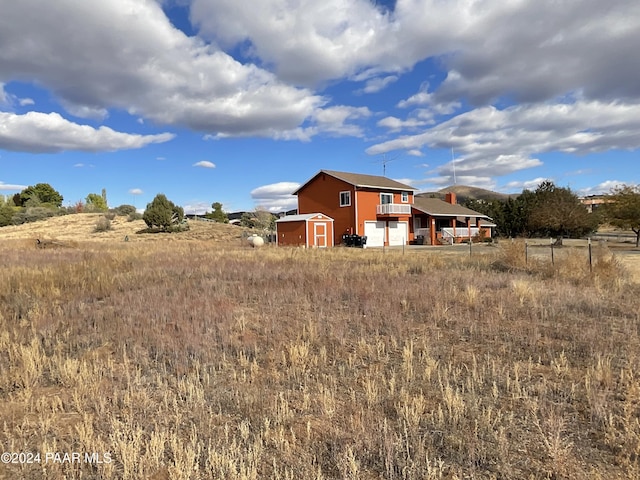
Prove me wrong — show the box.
[1,215,640,479]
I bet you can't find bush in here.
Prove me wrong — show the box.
[143,194,184,231]
[127,212,143,222]
[94,216,112,232]
[114,204,137,216]
[11,206,60,225]
[0,203,14,227]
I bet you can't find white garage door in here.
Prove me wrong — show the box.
[388,221,408,246]
[364,221,385,247]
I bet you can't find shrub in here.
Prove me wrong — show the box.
[94,216,112,232]
[127,212,143,222]
[10,206,59,225]
[114,204,137,216]
[143,194,184,231]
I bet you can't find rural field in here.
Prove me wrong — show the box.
[1,216,640,479]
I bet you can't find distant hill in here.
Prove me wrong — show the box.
[416,185,515,204]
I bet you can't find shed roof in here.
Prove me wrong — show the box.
[276,213,333,223]
[413,197,490,218]
[293,170,417,194]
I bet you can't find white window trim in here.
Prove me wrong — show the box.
[380,192,393,205]
[401,191,409,203]
[339,191,351,207]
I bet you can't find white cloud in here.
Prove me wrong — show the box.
[18,97,34,106]
[0,181,27,191]
[377,116,429,132]
[193,160,216,168]
[360,75,399,94]
[310,105,372,137]
[0,111,174,153]
[129,188,143,195]
[73,163,84,168]
[0,0,325,140]
[182,201,212,215]
[407,149,424,157]
[368,100,640,182]
[577,180,628,196]
[250,181,300,212]
[501,177,550,192]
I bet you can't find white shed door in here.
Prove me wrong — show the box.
[364,221,385,247]
[388,221,408,246]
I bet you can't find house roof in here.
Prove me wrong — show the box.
[413,197,491,218]
[293,170,417,194]
[276,213,333,223]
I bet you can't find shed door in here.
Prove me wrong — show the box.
[388,221,408,246]
[314,222,327,248]
[364,221,385,247]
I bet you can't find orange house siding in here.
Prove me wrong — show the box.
[297,172,415,245]
[353,189,414,243]
[297,173,356,245]
[276,221,306,246]
[276,214,334,247]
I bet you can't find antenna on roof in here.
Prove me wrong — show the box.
[374,152,402,176]
[451,148,457,185]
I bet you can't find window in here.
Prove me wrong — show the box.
[339,191,351,207]
[401,191,409,203]
[380,193,393,204]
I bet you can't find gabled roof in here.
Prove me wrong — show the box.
[276,213,333,223]
[293,170,417,194]
[413,197,490,218]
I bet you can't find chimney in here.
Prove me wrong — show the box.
[445,192,457,205]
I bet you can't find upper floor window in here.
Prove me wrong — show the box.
[401,191,409,203]
[340,191,351,207]
[380,193,393,205]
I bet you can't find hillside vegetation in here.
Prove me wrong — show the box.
[1,230,640,479]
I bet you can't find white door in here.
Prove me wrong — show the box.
[364,221,385,247]
[388,221,408,246]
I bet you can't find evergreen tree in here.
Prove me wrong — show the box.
[143,194,184,230]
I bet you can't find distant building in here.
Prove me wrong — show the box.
[579,195,609,213]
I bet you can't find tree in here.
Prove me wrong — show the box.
[464,198,505,237]
[206,202,229,223]
[143,194,184,230]
[19,183,63,207]
[604,185,640,247]
[0,201,14,227]
[241,208,275,231]
[85,193,108,212]
[527,181,598,239]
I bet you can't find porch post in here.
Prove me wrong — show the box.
[431,217,436,245]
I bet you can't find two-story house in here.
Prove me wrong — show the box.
[293,170,418,247]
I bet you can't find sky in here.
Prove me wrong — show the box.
[0,0,638,214]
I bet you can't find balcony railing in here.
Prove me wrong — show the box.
[376,203,412,215]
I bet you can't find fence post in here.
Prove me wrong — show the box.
[525,241,528,265]
[469,240,472,257]
[588,238,593,273]
[550,238,554,265]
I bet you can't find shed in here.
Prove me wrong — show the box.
[276,213,334,248]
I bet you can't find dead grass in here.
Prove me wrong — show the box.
[1,224,640,479]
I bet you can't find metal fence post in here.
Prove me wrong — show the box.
[550,238,554,265]
[588,238,593,273]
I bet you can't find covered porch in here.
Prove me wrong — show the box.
[411,195,493,245]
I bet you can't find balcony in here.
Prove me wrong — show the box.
[376,203,412,216]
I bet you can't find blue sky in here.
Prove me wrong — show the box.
[1,0,638,214]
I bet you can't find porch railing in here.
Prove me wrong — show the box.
[376,203,412,215]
